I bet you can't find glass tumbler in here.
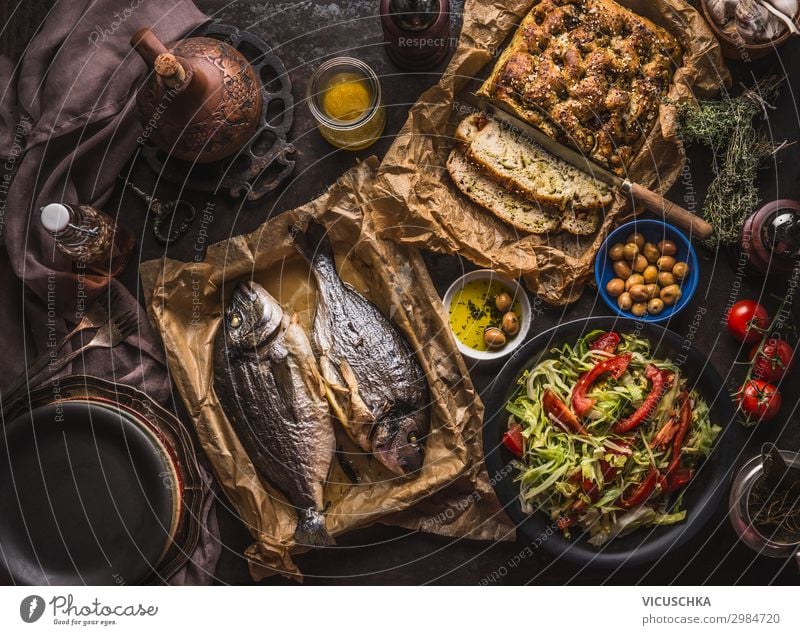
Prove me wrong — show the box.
[729,450,800,570]
[307,57,386,151]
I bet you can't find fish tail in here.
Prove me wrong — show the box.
[295,508,336,547]
[289,219,335,266]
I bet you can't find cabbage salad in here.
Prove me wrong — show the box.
[503,330,721,546]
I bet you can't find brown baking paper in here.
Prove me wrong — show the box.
[372,0,730,305]
[140,159,509,579]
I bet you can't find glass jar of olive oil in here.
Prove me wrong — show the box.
[307,58,386,151]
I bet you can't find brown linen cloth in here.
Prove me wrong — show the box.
[0,0,218,584]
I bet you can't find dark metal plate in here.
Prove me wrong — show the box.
[0,377,204,584]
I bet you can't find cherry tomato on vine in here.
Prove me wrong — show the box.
[749,338,795,382]
[726,301,771,343]
[738,380,782,423]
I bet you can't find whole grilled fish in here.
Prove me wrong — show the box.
[291,221,430,476]
[213,280,335,546]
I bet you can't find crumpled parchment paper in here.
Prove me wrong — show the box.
[141,159,509,579]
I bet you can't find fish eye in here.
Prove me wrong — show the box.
[228,312,242,328]
[407,433,418,445]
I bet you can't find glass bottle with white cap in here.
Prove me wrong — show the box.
[40,203,134,277]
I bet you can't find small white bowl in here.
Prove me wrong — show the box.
[442,269,532,362]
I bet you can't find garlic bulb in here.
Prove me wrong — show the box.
[736,0,786,42]
[707,0,740,26]
[763,0,799,18]
[761,0,800,34]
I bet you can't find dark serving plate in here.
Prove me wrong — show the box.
[483,316,743,568]
[0,377,204,585]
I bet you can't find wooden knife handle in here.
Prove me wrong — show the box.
[625,181,713,240]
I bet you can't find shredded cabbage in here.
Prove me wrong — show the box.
[507,330,720,546]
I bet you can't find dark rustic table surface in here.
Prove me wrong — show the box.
[9,0,800,585]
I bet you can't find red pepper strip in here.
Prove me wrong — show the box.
[571,353,632,417]
[590,331,621,354]
[501,422,524,458]
[612,365,673,434]
[556,499,587,530]
[556,515,576,530]
[618,467,660,509]
[663,468,695,493]
[666,392,692,475]
[650,416,678,450]
[580,459,619,501]
[543,389,587,435]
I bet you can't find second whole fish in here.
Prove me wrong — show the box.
[291,221,430,476]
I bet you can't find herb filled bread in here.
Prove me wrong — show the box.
[478,0,681,175]
[446,150,563,234]
[447,113,611,235]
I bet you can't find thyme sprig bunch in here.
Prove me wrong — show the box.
[674,77,787,246]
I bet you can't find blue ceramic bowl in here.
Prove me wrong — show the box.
[595,219,698,323]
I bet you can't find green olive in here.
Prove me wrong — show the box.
[658,239,678,256]
[660,284,682,306]
[657,271,675,287]
[627,232,646,249]
[495,292,513,313]
[633,254,648,273]
[606,278,625,297]
[643,242,661,263]
[613,260,633,280]
[608,243,626,261]
[623,242,640,261]
[617,292,633,311]
[672,262,689,280]
[642,265,658,284]
[631,302,648,317]
[647,298,665,315]
[484,327,507,349]
[629,284,649,302]
[645,283,660,300]
[657,255,676,272]
[501,311,520,335]
[624,273,645,291]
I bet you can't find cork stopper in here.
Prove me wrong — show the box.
[154,53,186,89]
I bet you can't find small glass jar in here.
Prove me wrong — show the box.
[729,451,800,567]
[307,57,386,151]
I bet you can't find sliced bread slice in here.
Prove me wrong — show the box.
[447,150,562,234]
[455,113,613,213]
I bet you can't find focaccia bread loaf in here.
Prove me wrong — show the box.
[478,0,681,175]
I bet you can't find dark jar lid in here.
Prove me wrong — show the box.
[389,0,441,31]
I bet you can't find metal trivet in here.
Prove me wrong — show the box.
[141,23,295,201]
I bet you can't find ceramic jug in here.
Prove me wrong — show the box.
[131,27,262,163]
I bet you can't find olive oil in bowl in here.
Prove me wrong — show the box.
[444,270,531,361]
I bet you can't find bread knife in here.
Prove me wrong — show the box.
[463,94,713,240]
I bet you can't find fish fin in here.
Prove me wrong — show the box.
[295,509,335,547]
[339,360,375,425]
[319,354,345,390]
[323,382,348,423]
